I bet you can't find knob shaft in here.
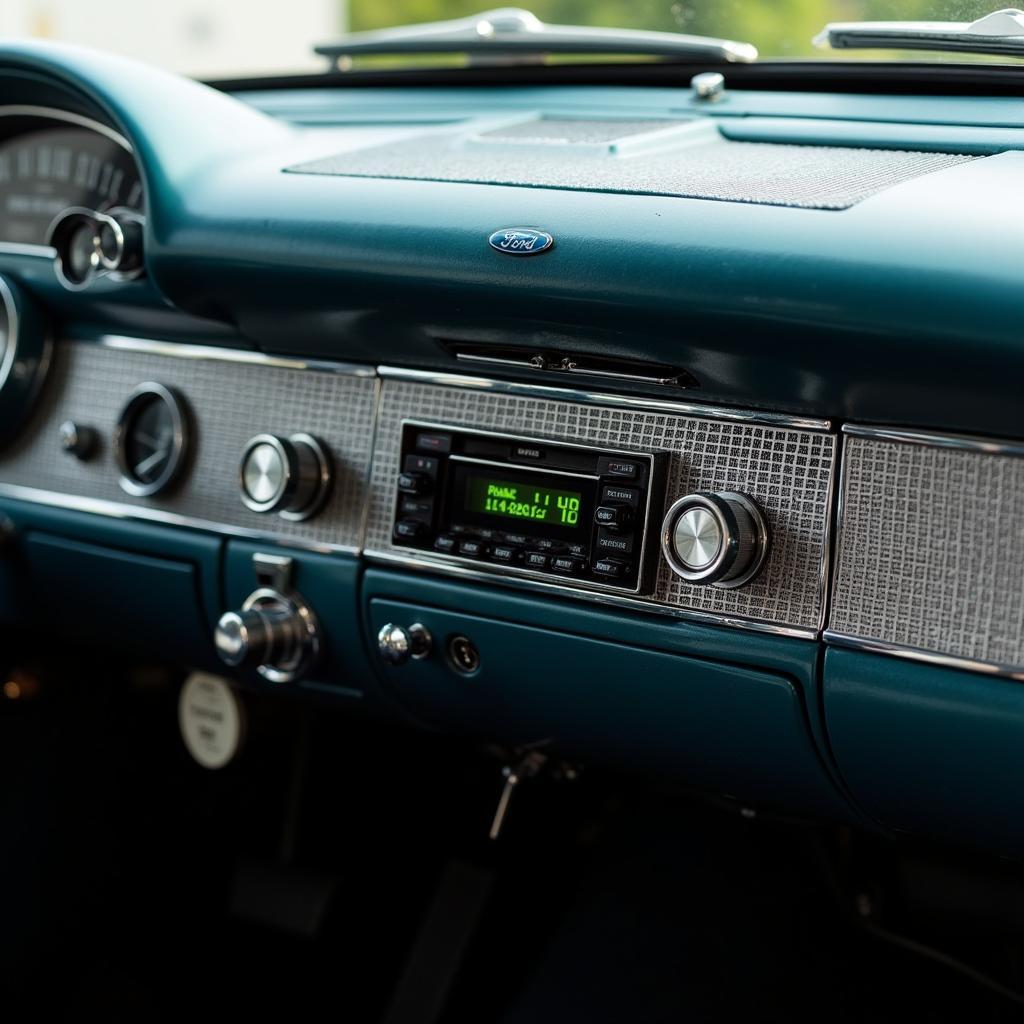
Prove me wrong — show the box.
[377,623,433,666]
[239,433,332,520]
[661,492,769,588]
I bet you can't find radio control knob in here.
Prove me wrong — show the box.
[661,492,769,588]
[377,622,433,666]
[239,433,332,521]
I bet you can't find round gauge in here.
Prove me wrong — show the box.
[114,383,190,497]
[0,273,50,447]
[0,114,143,248]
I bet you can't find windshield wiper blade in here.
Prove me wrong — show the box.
[814,7,1024,58]
[315,6,758,69]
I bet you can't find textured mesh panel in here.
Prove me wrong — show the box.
[366,380,836,630]
[0,342,379,550]
[831,436,1024,667]
[289,130,976,211]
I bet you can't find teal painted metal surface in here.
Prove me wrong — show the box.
[363,568,855,819]
[0,499,224,667]
[825,647,1024,855]
[0,45,1020,434]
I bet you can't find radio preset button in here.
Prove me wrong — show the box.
[400,497,433,517]
[598,457,642,480]
[593,558,631,579]
[594,503,633,530]
[458,538,486,558]
[434,534,458,553]
[398,471,431,496]
[490,544,522,564]
[601,484,641,507]
[596,529,635,556]
[550,555,587,576]
[395,519,425,540]
[524,551,550,570]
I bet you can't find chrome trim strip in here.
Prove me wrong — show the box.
[823,630,1024,682]
[95,334,376,377]
[0,484,360,556]
[0,242,57,259]
[379,366,833,432]
[0,105,133,153]
[842,423,1024,456]
[366,547,819,640]
[816,428,841,633]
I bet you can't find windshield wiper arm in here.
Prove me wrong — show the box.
[814,7,1024,58]
[315,6,758,69]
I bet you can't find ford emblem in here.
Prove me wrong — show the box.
[488,227,554,256]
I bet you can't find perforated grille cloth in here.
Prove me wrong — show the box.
[289,120,976,211]
[831,436,1024,668]
[0,342,379,550]
[366,380,836,631]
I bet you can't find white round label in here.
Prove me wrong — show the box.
[178,672,245,770]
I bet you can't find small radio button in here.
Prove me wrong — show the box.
[490,544,522,564]
[458,538,486,558]
[524,551,550,570]
[550,555,587,576]
[397,471,431,496]
[594,503,633,530]
[595,529,635,556]
[433,533,458,553]
[394,519,425,541]
[597,457,642,480]
[601,484,641,507]
[593,557,630,579]
[415,432,451,455]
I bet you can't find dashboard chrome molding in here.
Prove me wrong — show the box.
[365,548,819,640]
[0,242,58,259]
[0,482,357,556]
[823,631,1024,683]
[377,366,833,432]
[97,334,376,376]
[842,422,1024,457]
[0,105,133,153]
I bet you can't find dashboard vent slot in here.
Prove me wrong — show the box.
[442,342,699,389]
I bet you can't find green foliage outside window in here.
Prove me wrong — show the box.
[348,1,1000,57]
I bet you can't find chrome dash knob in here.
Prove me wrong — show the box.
[661,492,769,588]
[377,623,433,666]
[215,588,320,683]
[239,433,332,521]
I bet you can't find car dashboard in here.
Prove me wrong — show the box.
[1,40,1024,869]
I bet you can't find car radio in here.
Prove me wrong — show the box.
[391,422,665,595]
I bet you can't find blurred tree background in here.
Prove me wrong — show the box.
[348,1,998,56]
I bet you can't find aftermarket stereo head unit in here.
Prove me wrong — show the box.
[391,422,665,595]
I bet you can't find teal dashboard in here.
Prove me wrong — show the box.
[1,39,1024,864]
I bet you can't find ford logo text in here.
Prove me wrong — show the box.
[488,228,554,256]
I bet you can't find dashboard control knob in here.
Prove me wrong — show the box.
[215,588,319,683]
[59,419,97,460]
[239,433,332,521]
[661,492,769,589]
[377,622,432,666]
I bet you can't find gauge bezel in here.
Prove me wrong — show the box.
[114,381,191,498]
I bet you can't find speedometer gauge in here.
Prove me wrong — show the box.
[0,111,143,248]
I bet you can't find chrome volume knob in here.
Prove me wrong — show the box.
[661,492,769,589]
[215,588,320,683]
[239,433,332,521]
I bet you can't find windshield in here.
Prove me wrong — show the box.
[0,1,1008,78]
